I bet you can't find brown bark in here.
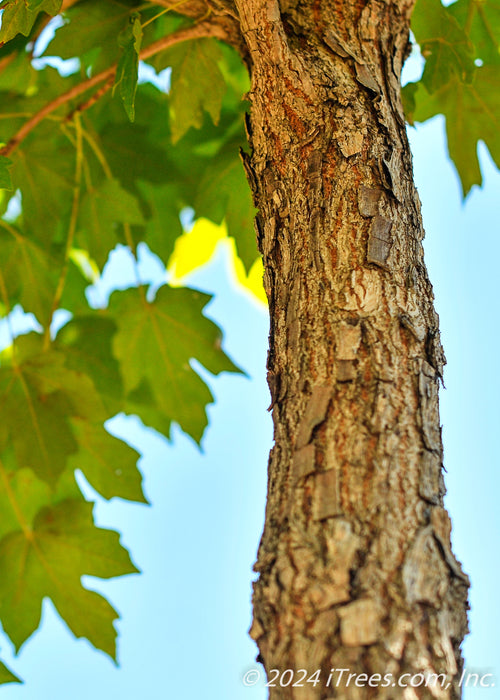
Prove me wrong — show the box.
[230,0,470,697]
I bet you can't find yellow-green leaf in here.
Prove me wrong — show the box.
[0,496,138,657]
[0,0,62,44]
[0,156,13,191]
[54,315,123,415]
[0,333,106,485]
[69,419,146,503]
[0,658,20,685]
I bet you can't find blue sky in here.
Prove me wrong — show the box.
[0,65,499,700]
[410,123,500,698]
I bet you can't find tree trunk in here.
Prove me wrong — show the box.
[233,1,469,697]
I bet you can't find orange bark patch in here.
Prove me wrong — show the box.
[283,104,306,138]
[351,0,369,24]
[332,0,348,40]
[270,133,286,176]
[283,75,315,106]
[313,0,324,30]
[322,150,337,199]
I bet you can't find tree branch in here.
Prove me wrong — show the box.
[148,0,210,17]
[0,18,233,158]
[64,75,115,122]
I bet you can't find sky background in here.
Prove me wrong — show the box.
[0,53,499,700]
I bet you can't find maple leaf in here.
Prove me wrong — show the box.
[109,284,242,442]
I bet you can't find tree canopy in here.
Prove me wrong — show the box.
[0,0,499,687]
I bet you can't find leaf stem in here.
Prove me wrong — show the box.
[141,0,190,28]
[65,75,115,123]
[79,128,113,180]
[42,113,83,350]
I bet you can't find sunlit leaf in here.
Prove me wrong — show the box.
[168,218,266,305]
[168,218,226,283]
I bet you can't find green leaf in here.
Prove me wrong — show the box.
[95,119,173,195]
[0,464,51,544]
[0,333,106,485]
[195,143,258,271]
[69,419,146,503]
[136,181,183,261]
[167,38,227,143]
[44,0,133,73]
[449,0,500,66]
[123,380,172,438]
[0,659,21,685]
[0,47,34,93]
[78,178,145,268]
[109,285,242,442]
[59,256,92,316]
[54,315,123,415]
[0,496,138,657]
[0,221,59,326]
[26,0,61,11]
[10,126,74,245]
[0,66,80,142]
[87,81,243,209]
[0,156,13,191]
[0,2,33,44]
[406,66,500,194]
[406,0,500,192]
[114,13,142,121]
[411,0,475,92]
[0,0,62,44]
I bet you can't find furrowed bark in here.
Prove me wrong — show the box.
[233,0,469,697]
